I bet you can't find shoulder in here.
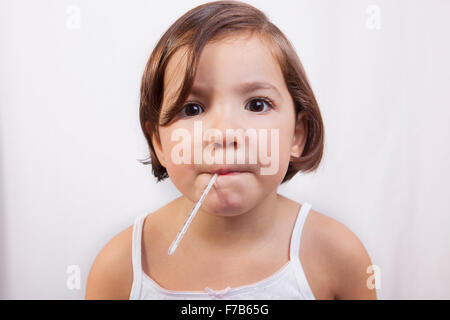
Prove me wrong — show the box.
[85,223,135,300]
[304,209,377,300]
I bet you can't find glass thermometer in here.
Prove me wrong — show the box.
[168,173,218,255]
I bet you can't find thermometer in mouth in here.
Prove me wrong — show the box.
[168,173,218,255]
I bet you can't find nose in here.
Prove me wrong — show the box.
[204,103,242,152]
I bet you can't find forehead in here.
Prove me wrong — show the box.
[163,33,284,107]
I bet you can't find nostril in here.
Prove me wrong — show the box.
[213,142,221,150]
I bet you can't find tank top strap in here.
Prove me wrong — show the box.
[129,213,147,299]
[289,202,312,261]
[289,202,315,299]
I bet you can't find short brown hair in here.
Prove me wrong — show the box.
[139,0,324,183]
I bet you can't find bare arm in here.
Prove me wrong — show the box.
[85,226,134,300]
[327,221,378,300]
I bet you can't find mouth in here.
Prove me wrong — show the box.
[207,168,250,176]
[214,170,245,176]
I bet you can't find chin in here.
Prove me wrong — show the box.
[203,194,251,216]
[205,207,248,217]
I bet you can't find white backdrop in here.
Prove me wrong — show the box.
[1,0,449,299]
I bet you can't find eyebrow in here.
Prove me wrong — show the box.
[190,81,282,100]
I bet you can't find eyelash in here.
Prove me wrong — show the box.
[179,96,276,118]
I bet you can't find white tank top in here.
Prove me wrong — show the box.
[129,202,315,300]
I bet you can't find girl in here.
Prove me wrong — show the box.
[86,0,377,300]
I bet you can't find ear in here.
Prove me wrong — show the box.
[290,111,307,159]
[146,121,167,168]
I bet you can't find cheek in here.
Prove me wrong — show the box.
[256,122,293,178]
[159,125,193,166]
[277,127,293,165]
[279,126,296,175]
[159,127,206,200]
[161,137,194,180]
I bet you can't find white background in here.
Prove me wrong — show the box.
[1,0,449,299]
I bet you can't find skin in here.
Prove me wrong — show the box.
[85,32,377,300]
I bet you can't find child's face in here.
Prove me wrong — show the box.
[149,32,306,215]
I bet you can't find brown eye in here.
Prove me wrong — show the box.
[245,98,274,113]
[181,103,204,117]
